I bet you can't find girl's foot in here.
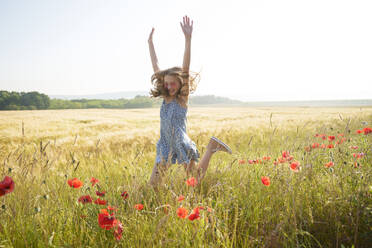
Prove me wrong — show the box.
[208,136,232,154]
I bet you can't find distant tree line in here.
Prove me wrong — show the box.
[0,91,242,110]
[49,95,160,109]
[0,91,50,110]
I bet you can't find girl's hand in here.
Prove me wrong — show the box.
[180,15,193,39]
[148,27,155,43]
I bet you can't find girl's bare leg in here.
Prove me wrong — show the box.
[196,138,232,183]
[196,146,214,183]
[149,161,169,190]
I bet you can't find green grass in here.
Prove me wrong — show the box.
[0,110,371,247]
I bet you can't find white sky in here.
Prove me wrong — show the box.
[0,0,371,101]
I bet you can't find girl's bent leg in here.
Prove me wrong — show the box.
[196,148,214,182]
[197,137,232,183]
[149,162,168,189]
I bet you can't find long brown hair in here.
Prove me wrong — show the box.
[149,66,200,98]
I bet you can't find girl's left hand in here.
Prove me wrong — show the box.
[180,15,193,39]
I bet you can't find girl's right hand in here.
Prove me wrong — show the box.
[148,27,155,43]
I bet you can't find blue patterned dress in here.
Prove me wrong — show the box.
[155,98,200,165]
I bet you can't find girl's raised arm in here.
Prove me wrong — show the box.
[148,28,160,73]
[180,16,193,73]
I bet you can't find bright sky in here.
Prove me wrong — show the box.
[0,0,371,101]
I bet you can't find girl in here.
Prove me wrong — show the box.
[148,15,232,188]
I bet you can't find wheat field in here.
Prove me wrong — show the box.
[0,107,371,247]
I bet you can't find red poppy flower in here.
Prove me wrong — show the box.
[94,198,107,205]
[114,221,123,240]
[134,204,144,211]
[193,207,201,213]
[98,209,117,230]
[321,144,326,149]
[327,144,334,149]
[356,130,362,134]
[328,136,335,142]
[188,207,200,221]
[261,176,270,186]
[186,177,197,187]
[121,191,129,200]
[177,207,188,219]
[238,159,246,164]
[96,191,105,197]
[248,160,254,164]
[177,195,185,202]
[67,178,83,188]
[287,155,294,161]
[353,153,364,159]
[325,162,334,168]
[78,195,92,204]
[336,138,346,145]
[282,151,290,158]
[263,156,271,161]
[321,134,327,140]
[107,206,118,212]
[337,138,345,144]
[363,127,372,135]
[312,143,320,149]
[290,161,300,172]
[0,176,15,197]
[90,177,99,187]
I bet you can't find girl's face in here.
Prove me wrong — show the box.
[164,75,181,97]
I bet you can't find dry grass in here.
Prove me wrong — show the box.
[0,106,371,247]
[1,107,370,147]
